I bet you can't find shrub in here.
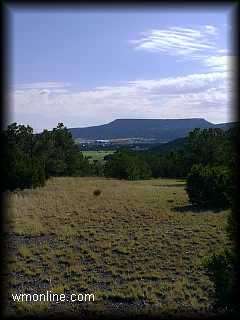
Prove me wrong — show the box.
[93,189,101,196]
[91,160,104,176]
[3,148,46,191]
[186,164,232,209]
[203,249,236,311]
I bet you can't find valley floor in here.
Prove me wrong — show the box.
[4,177,231,317]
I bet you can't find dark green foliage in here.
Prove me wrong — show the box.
[33,123,91,177]
[2,122,92,191]
[149,137,187,154]
[204,249,236,311]
[184,127,237,210]
[138,128,236,180]
[205,211,239,313]
[185,128,222,165]
[186,164,232,209]
[196,127,239,313]
[91,160,104,177]
[2,123,46,191]
[104,149,151,180]
[184,128,234,168]
[143,150,188,178]
[103,127,236,189]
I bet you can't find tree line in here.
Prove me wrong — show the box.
[2,122,237,211]
[2,122,238,208]
[1,122,93,191]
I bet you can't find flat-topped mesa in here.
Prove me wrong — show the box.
[108,118,213,128]
[69,118,216,142]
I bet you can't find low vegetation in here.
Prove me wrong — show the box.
[186,164,233,209]
[82,151,115,163]
[4,177,231,316]
[3,121,238,316]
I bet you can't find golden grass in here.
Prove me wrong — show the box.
[4,177,231,316]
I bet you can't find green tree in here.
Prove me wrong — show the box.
[34,123,91,177]
[104,149,151,180]
[2,123,46,190]
[186,164,231,209]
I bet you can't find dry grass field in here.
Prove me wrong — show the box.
[4,177,231,317]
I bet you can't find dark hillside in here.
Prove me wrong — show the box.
[69,118,215,142]
[149,137,188,153]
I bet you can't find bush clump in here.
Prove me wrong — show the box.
[203,249,236,311]
[186,164,232,209]
[93,189,101,196]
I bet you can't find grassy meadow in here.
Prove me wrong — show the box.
[4,177,231,317]
[82,151,115,163]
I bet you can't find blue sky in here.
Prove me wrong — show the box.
[9,6,234,132]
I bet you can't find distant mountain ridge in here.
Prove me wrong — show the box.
[69,118,236,143]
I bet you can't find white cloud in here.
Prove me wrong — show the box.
[205,25,218,35]
[203,55,233,72]
[128,71,229,92]
[9,69,233,132]
[218,48,228,54]
[130,25,217,57]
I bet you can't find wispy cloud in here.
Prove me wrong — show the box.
[130,24,233,75]
[203,55,233,72]
[130,25,217,57]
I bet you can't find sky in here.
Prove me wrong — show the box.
[8,6,235,132]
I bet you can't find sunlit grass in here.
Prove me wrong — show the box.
[5,177,231,316]
[82,150,115,163]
